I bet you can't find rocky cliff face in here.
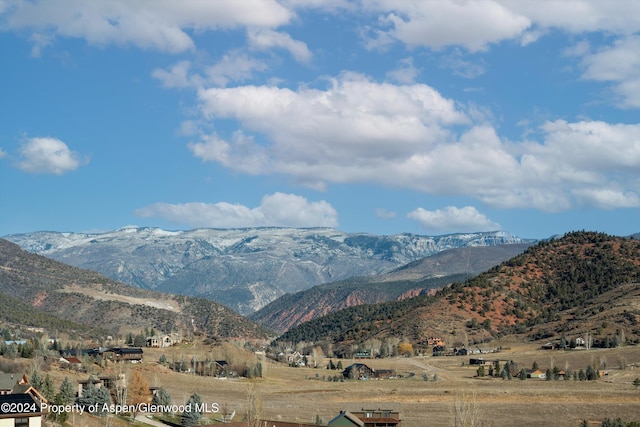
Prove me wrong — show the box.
[5,227,530,314]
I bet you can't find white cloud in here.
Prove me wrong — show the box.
[193,72,468,184]
[247,28,312,63]
[3,0,293,53]
[134,192,338,228]
[151,61,196,88]
[363,1,640,52]
[16,137,85,175]
[0,147,7,158]
[205,51,269,87]
[386,57,419,84]
[506,1,640,35]
[580,35,640,108]
[363,0,531,52]
[407,206,501,233]
[189,70,640,211]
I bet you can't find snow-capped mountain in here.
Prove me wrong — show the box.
[5,227,530,314]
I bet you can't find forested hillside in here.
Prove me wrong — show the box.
[253,243,532,332]
[0,239,272,340]
[276,232,640,354]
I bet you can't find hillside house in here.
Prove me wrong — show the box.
[426,337,445,347]
[432,345,446,357]
[102,347,143,362]
[59,356,83,371]
[354,350,373,359]
[146,333,179,348]
[0,374,28,395]
[0,393,42,427]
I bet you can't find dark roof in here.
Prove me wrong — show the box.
[0,374,20,391]
[0,394,41,416]
[110,347,144,354]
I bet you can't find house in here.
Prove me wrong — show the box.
[0,393,42,427]
[432,345,446,357]
[343,364,375,380]
[527,369,547,379]
[103,347,143,362]
[328,411,365,427]
[354,350,373,359]
[426,337,445,347]
[146,334,177,348]
[0,374,28,395]
[59,356,83,370]
[454,348,468,356]
[351,409,401,427]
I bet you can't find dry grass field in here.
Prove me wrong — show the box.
[38,340,640,427]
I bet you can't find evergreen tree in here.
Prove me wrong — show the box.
[518,369,527,380]
[78,382,111,416]
[29,370,43,391]
[42,375,56,402]
[59,377,76,405]
[181,393,203,427]
[151,387,172,414]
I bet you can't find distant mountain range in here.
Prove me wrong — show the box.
[0,239,271,340]
[4,227,532,314]
[275,231,640,355]
[251,243,534,333]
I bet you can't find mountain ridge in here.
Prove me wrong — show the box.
[5,227,532,314]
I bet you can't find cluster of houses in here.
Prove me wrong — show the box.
[59,346,143,368]
[1,368,403,427]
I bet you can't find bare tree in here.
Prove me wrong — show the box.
[244,383,263,427]
[451,391,483,427]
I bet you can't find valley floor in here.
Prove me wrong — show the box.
[41,342,640,427]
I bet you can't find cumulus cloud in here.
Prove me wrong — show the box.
[580,35,640,108]
[16,137,85,174]
[363,0,531,52]
[3,0,293,53]
[407,206,501,233]
[188,70,640,211]
[363,1,640,52]
[247,28,312,63]
[134,193,339,228]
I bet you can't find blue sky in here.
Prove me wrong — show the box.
[1,0,639,239]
